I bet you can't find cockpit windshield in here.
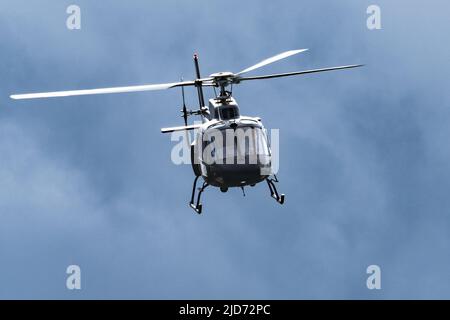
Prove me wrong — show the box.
[219,106,240,120]
[202,126,270,165]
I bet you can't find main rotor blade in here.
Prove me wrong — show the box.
[236,64,364,82]
[236,49,308,76]
[161,124,202,133]
[10,80,196,100]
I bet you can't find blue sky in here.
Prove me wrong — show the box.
[0,0,449,299]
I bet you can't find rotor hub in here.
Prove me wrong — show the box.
[209,71,234,78]
[209,72,236,86]
[209,72,237,98]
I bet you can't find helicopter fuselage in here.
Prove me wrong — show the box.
[191,98,272,190]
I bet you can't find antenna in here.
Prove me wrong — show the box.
[193,53,206,111]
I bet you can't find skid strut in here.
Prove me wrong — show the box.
[266,175,285,204]
[189,176,209,214]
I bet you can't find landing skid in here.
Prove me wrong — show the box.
[188,175,285,214]
[189,176,209,214]
[266,175,285,204]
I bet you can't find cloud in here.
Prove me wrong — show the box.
[0,0,449,299]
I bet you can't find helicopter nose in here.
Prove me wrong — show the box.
[208,163,268,188]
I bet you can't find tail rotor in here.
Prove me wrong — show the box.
[180,77,188,126]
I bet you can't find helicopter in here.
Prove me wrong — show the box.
[10,49,363,214]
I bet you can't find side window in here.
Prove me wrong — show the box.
[202,135,216,163]
[196,132,203,159]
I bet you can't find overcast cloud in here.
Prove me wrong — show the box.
[0,0,449,299]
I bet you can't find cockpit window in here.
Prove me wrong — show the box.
[202,126,270,165]
[220,106,239,120]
